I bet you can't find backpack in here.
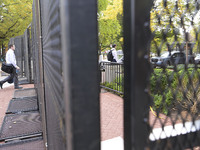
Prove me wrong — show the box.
[107,50,113,61]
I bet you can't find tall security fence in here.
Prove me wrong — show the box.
[32,0,100,150]
[7,0,200,149]
[9,27,33,84]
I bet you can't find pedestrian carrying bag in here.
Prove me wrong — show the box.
[1,62,14,74]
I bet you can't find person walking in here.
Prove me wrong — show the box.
[0,44,22,89]
[111,44,118,62]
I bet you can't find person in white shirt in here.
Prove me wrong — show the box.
[0,44,22,89]
[111,44,118,62]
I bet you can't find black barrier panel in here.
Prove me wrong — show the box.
[123,0,152,149]
[60,0,101,149]
[31,0,39,89]
[15,36,24,77]
[9,36,24,77]
[6,97,38,114]
[0,137,44,150]
[0,112,42,141]
[9,32,33,84]
[23,29,31,83]
[32,0,48,148]
[39,0,65,149]
[28,26,34,84]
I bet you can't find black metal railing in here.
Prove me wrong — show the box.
[100,62,124,95]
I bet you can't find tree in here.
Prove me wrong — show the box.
[150,0,200,54]
[98,0,123,51]
[0,0,32,55]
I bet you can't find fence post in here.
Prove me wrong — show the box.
[123,0,152,149]
[60,0,101,150]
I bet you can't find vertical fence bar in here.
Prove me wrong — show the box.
[27,27,33,83]
[33,0,47,149]
[60,0,100,149]
[13,36,24,77]
[119,64,121,92]
[24,29,30,82]
[123,0,152,149]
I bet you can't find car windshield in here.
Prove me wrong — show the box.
[161,52,169,57]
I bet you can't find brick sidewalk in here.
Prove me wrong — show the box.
[0,84,124,143]
[100,91,123,141]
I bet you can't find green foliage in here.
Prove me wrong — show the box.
[101,75,123,95]
[150,69,172,94]
[98,0,108,13]
[0,0,33,46]
[150,69,174,114]
[98,0,123,50]
[150,67,200,115]
[174,68,200,114]
[150,0,199,54]
[98,19,122,49]
[153,90,173,114]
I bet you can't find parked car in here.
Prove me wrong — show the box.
[117,50,123,56]
[195,54,200,64]
[118,56,124,63]
[151,51,194,67]
[117,50,124,63]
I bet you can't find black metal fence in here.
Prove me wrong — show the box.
[145,0,200,149]
[6,0,200,149]
[9,27,33,84]
[31,0,100,150]
[100,62,124,95]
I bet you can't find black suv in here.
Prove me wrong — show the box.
[151,51,194,67]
